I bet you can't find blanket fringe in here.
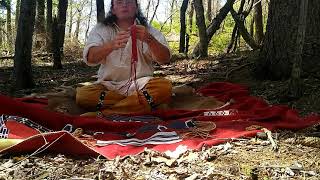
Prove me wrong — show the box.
[180,121,216,139]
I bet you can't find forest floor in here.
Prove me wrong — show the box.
[0,51,319,179]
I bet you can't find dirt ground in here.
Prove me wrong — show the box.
[0,52,319,179]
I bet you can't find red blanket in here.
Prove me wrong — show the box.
[0,82,319,159]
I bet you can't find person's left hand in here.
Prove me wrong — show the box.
[131,25,151,43]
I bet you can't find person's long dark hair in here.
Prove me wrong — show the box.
[103,0,148,27]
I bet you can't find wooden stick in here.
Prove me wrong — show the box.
[262,128,279,151]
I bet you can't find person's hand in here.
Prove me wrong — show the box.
[111,31,130,50]
[133,25,153,43]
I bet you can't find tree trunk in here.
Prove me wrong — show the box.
[188,0,194,34]
[96,0,105,23]
[256,0,305,80]
[288,0,308,98]
[6,0,13,51]
[0,23,3,47]
[169,0,175,31]
[230,8,260,50]
[179,0,189,53]
[35,0,46,49]
[85,0,93,41]
[192,0,235,57]
[52,0,68,69]
[194,0,208,57]
[15,0,20,28]
[206,0,212,21]
[226,0,245,53]
[249,17,254,36]
[68,0,73,38]
[13,0,36,89]
[253,0,263,45]
[46,0,52,52]
[74,8,81,41]
[35,0,45,34]
[302,0,320,73]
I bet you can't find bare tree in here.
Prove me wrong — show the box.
[85,0,93,40]
[13,0,36,89]
[34,0,46,49]
[52,0,68,69]
[68,0,73,38]
[194,0,208,57]
[188,0,194,35]
[35,0,45,34]
[169,0,175,31]
[179,0,189,53]
[145,0,151,19]
[226,0,246,53]
[192,0,235,57]
[253,0,264,44]
[46,0,52,52]
[74,2,84,41]
[149,0,160,24]
[6,0,13,51]
[96,0,105,23]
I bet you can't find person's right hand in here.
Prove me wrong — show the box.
[111,31,130,50]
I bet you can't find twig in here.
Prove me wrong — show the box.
[262,128,279,151]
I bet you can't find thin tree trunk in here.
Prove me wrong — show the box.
[35,0,45,49]
[249,17,254,36]
[226,0,245,53]
[68,0,73,38]
[194,0,208,57]
[15,0,20,28]
[226,26,238,53]
[145,0,151,19]
[52,0,68,69]
[253,0,264,44]
[0,25,3,47]
[288,0,309,98]
[149,0,160,24]
[192,0,235,57]
[85,0,93,41]
[188,0,194,34]
[179,0,189,53]
[13,0,36,89]
[169,0,175,31]
[230,8,260,50]
[6,0,13,51]
[206,0,212,21]
[35,0,45,34]
[96,0,105,23]
[74,8,81,41]
[46,0,53,52]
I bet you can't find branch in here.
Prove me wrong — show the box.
[0,53,53,60]
[230,8,261,50]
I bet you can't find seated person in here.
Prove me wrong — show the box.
[76,0,172,116]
